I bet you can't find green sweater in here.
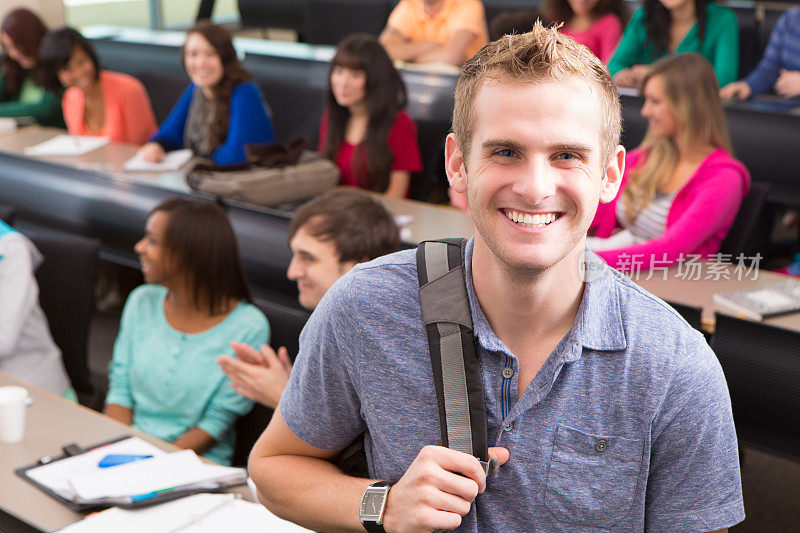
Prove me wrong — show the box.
[608,3,740,86]
[0,74,64,128]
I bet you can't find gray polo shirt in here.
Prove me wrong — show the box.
[281,240,744,532]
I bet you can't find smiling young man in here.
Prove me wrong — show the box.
[217,189,400,408]
[249,24,744,532]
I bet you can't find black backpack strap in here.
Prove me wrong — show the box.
[417,239,496,476]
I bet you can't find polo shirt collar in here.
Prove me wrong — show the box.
[463,239,627,356]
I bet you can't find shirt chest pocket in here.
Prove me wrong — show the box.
[545,425,644,527]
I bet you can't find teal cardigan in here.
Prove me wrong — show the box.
[608,3,740,86]
[106,285,269,465]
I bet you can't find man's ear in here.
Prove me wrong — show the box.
[445,133,467,193]
[599,145,625,203]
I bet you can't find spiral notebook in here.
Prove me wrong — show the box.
[713,278,800,321]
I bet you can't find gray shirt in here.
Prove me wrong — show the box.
[281,240,744,532]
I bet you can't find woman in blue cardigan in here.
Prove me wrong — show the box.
[138,22,275,165]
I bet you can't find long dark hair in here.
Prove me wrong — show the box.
[643,0,707,57]
[0,8,47,98]
[151,198,252,315]
[182,22,251,155]
[323,34,407,192]
[38,27,102,93]
[544,0,629,27]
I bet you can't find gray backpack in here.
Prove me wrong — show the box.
[337,239,496,478]
[186,138,340,207]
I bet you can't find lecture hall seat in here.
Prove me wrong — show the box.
[711,313,800,461]
[27,229,101,408]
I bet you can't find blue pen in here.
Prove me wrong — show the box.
[98,454,153,468]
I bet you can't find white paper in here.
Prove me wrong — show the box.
[23,135,109,156]
[123,149,193,171]
[25,437,165,499]
[0,117,17,135]
[69,449,245,500]
[56,493,313,533]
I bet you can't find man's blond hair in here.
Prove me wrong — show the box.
[452,21,621,166]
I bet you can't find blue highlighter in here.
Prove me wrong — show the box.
[98,454,153,468]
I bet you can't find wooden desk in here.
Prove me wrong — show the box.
[0,372,247,532]
[0,126,474,246]
[0,126,191,194]
[634,263,800,334]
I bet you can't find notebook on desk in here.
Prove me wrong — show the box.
[56,493,313,532]
[16,436,247,512]
[713,277,800,321]
[23,135,109,156]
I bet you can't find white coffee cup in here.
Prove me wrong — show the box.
[0,386,32,443]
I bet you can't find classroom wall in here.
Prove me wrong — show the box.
[0,0,64,27]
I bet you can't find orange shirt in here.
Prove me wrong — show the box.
[62,70,157,145]
[386,0,489,59]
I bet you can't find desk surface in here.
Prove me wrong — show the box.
[0,372,249,532]
[0,127,191,194]
[635,263,800,333]
[0,126,474,246]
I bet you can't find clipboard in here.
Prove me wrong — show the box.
[15,435,132,512]
[14,435,246,512]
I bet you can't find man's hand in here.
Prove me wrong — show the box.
[775,69,800,98]
[381,445,510,533]
[720,80,752,101]
[217,342,292,408]
[614,64,650,89]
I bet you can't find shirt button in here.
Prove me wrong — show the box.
[595,439,608,453]
[503,422,514,432]
[502,367,514,379]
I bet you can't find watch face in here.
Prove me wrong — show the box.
[361,490,384,520]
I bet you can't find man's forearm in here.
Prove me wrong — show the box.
[415,45,465,66]
[250,453,376,532]
[381,36,439,62]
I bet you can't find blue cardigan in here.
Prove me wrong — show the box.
[151,81,275,165]
[744,7,800,96]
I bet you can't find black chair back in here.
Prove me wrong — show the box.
[718,181,770,259]
[665,300,703,332]
[304,0,392,45]
[0,203,15,225]
[231,297,310,466]
[238,0,306,34]
[711,313,800,460]
[28,230,100,406]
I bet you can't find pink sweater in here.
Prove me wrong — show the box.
[561,13,623,63]
[590,147,750,270]
[62,70,157,145]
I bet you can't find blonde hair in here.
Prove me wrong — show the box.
[624,53,731,221]
[452,20,621,166]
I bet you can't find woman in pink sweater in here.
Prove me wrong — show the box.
[545,0,628,62]
[589,53,750,271]
[39,27,156,144]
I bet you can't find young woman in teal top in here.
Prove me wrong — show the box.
[105,198,269,466]
[609,0,739,88]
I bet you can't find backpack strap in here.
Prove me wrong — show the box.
[417,239,496,476]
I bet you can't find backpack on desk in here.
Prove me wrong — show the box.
[337,239,496,479]
[186,136,340,208]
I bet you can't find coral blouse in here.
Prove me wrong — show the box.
[62,70,157,144]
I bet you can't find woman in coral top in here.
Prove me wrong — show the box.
[318,34,422,198]
[39,27,156,144]
[589,53,750,271]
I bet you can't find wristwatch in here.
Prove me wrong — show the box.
[360,480,391,532]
